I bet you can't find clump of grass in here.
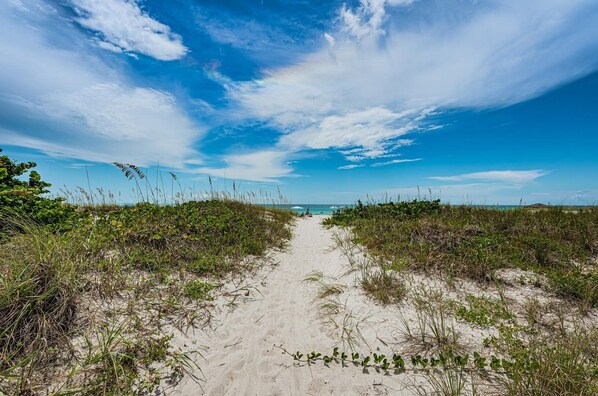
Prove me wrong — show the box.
[398,287,462,354]
[361,269,407,305]
[0,222,82,385]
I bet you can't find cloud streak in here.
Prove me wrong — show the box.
[371,158,422,167]
[429,170,547,184]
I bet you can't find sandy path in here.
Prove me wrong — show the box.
[172,216,399,395]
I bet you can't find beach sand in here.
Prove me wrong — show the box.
[171,215,408,395]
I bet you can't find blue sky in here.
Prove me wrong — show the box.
[1,0,598,204]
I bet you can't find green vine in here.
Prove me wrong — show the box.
[276,345,511,375]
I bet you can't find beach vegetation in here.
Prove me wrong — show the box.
[326,201,598,307]
[326,199,598,394]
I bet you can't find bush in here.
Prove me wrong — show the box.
[0,148,75,233]
[0,223,82,377]
[324,199,441,226]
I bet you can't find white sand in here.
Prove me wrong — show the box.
[171,216,404,395]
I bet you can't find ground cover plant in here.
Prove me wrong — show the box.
[0,149,294,395]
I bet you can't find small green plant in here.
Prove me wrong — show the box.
[184,280,215,300]
[361,268,407,305]
[454,295,514,327]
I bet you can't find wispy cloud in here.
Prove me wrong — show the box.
[338,164,364,170]
[71,0,187,60]
[194,150,295,183]
[371,158,422,167]
[429,170,547,184]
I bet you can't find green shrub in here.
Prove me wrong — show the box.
[0,223,82,377]
[494,324,598,395]
[324,199,441,226]
[454,295,514,327]
[84,200,292,276]
[0,148,75,233]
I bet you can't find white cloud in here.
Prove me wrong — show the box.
[279,107,419,158]
[429,170,547,184]
[371,158,422,167]
[338,164,364,170]
[71,0,187,60]
[339,0,419,40]
[0,1,202,166]
[225,0,598,181]
[194,151,295,183]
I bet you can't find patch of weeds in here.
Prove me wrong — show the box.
[546,270,598,309]
[188,254,223,275]
[454,295,514,327]
[184,280,215,301]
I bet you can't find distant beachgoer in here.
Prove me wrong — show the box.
[305,208,312,217]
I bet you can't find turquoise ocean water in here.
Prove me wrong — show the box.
[265,204,528,216]
[268,204,347,216]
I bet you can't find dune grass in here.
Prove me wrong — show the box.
[325,201,598,307]
[0,200,293,394]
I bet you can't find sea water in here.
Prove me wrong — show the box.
[267,204,347,216]
[264,204,530,216]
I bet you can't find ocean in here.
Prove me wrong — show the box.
[264,204,533,216]
[267,204,347,216]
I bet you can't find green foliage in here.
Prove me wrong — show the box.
[454,295,515,327]
[0,224,82,383]
[489,323,598,395]
[285,345,500,374]
[323,199,441,226]
[184,280,215,300]
[83,200,292,276]
[0,148,75,232]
